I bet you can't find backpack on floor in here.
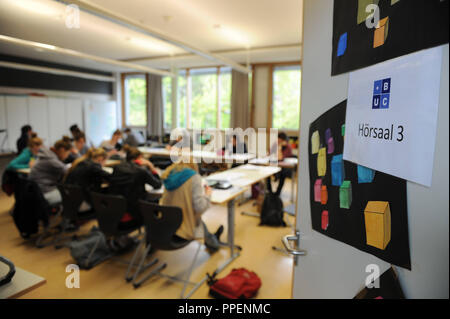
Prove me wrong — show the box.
[208,268,262,299]
[69,227,113,270]
[260,192,286,227]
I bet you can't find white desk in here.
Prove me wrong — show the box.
[200,164,281,285]
[0,264,46,299]
[248,157,298,202]
[138,147,256,164]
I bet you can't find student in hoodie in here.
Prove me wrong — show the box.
[29,136,72,205]
[160,162,224,252]
[6,136,43,171]
[64,147,110,202]
[16,125,33,155]
[108,145,162,228]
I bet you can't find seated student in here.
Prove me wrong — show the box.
[160,162,223,252]
[100,129,123,157]
[123,128,145,147]
[223,135,248,168]
[29,136,72,205]
[268,132,294,196]
[64,147,110,196]
[73,131,89,156]
[6,136,43,171]
[16,125,33,155]
[108,145,162,228]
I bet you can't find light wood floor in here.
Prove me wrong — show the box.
[0,173,296,299]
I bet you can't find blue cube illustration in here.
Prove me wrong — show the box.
[372,95,381,109]
[331,154,345,186]
[337,33,347,57]
[357,165,375,183]
[380,94,390,109]
[373,80,382,95]
[382,78,391,94]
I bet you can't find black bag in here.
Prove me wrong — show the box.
[69,227,112,270]
[259,192,286,227]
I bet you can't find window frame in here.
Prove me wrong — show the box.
[121,72,149,129]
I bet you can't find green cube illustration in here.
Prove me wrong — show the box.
[339,180,352,209]
[341,124,346,137]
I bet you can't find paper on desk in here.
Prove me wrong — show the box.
[232,178,255,187]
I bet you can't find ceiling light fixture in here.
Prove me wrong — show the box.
[0,34,174,77]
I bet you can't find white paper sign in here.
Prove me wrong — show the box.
[343,46,443,187]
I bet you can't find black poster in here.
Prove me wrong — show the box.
[308,101,411,270]
[332,0,449,75]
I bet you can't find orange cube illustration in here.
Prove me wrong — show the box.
[364,201,391,250]
[321,185,328,205]
[373,17,389,48]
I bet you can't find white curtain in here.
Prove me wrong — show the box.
[230,70,250,129]
[147,74,164,139]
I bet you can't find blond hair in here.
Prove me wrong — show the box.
[28,136,43,148]
[65,147,107,180]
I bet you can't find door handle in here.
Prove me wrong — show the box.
[282,231,307,256]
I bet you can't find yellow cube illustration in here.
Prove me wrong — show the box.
[311,130,320,154]
[317,147,327,177]
[364,201,391,250]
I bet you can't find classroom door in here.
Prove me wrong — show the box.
[286,0,449,299]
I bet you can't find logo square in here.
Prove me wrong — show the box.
[382,78,391,94]
[373,80,382,95]
[380,94,390,109]
[372,95,381,109]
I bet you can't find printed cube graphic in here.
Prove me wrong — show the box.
[314,179,322,202]
[321,185,328,205]
[373,80,382,95]
[382,78,391,93]
[327,137,335,154]
[337,32,347,57]
[358,165,375,183]
[331,154,345,186]
[311,130,320,154]
[373,17,389,48]
[321,211,329,231]
[372,95,381,109]
[339,181,352,209]
[380,94,390,109]
[364,201,391,250]
[317,148,327,177]
[341,124,345,137]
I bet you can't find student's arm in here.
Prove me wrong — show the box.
[141,168,162,189]
[6,149,32,170]
[191,174,211,215]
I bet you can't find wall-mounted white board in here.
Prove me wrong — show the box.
[84,100,117,147]
[6,96,29,152]
[28,97,50,146]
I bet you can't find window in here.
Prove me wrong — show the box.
[177,71,187,128]
[162,76,172,130]
[123,74,147,127]
[272,65,301,130]
[190,68,217,129]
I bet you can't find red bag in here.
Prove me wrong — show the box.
[208,268,261,299]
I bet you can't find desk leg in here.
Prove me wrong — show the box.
[227,198,236,256]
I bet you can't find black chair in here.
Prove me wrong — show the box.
[89,192,143,278]
[131,201,203,299]
[12,175,60,248]
[54,184,96,249]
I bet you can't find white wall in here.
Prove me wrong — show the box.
[294,0,449,299]
[0,91,116,152]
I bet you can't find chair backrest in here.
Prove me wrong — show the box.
[138,201,188,250]
[90,192,128,237]
[57,184,86,221]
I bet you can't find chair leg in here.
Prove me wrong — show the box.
[84,236,101,269]
[131,243,161,288]
[133,263,166,289]
[125,237,145,282]
[180,241,202,299]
